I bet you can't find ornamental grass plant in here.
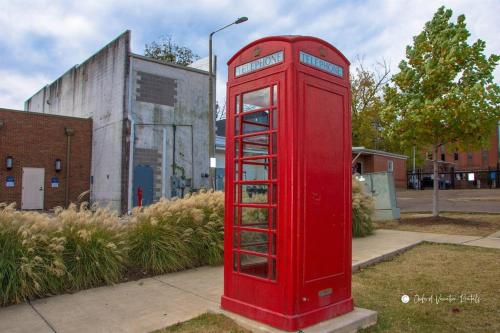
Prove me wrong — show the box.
[0,191,225,305]
[352,177,375,237]
[0,203,64,305]
[55,203,127,290]
[128,190,225,273]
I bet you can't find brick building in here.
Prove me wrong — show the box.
[439,130,499,172]
[351,147,407,189]
[0,108,92,210]
[415,126,500,189]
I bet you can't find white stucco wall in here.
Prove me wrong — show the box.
[25,31,130,211]
[129,55,210,200]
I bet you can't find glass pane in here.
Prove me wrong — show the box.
[233,207,238,225]
[271,234,276,255]
[240,254,268,278]
[242,110,270,134]
[234,185,239,203]
[243,87,270,112]
[242,184,268,203]
[233,230,238,248]
[241,230,268,253]
[271,132,277,154]
[234,139,240,157]
[234,115,239,135]
[233,253,238,271]
[271,258,276,280]
[272,184,278,204]
[273,85,277,106]
[242,159,268,181]
[272,207,277,229]
[271,157,277,180]
[234,160,239,180]
[236,95,240,113]
[242,135,269,157]
[241,207,268,229]
[244,134,269,145]
[272,109,278,130]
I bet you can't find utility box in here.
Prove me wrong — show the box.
[221,36,353,331]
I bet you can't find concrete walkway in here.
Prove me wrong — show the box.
[1,230,499,333]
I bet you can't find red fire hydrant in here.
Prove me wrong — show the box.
[137,186,143,207]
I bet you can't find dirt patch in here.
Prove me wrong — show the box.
[123,267,155,282]
[375,213,500,237]
[400,216,492,228]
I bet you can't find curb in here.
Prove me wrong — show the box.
[352,241,424,272]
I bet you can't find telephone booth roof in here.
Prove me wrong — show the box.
[228,35,350,65]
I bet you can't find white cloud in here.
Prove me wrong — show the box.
[0,70,49,109]
[0,0,498,109]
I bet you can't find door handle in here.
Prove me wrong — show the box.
[39,187,43,191]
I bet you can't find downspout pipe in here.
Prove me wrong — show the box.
[127,60,135,214]
[64,127,75,207]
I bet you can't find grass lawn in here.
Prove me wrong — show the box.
[354,242,500,332]
[156,243,500,333]
[375,212,500,236]
[154,313,250,333]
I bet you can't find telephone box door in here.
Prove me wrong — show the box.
[297,72,351,313]
[224,72,285,312]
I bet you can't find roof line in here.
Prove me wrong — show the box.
[352,147,408,159]
[130,53,209,76]
[0,108,91,121]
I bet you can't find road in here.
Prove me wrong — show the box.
[397,189,500,213]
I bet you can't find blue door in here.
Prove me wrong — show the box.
[133,165,154,207]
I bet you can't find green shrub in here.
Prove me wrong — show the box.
[352,177,375,237]
[127,214,193,274]
[128,190,225,273]
[55,204,127,290]
[0,191,227,306]
[0,204,65,305]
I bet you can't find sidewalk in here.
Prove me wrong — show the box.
[1,230,498,333]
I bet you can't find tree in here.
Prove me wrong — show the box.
[351,57,390,149]
[144,36,199,66]
[215,101,226,121]
[381,6,500,216]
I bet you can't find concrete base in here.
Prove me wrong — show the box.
[218,307,377,333]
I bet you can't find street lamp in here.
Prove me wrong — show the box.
[208,16,248,189]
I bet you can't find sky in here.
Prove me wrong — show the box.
[0,0,499,110]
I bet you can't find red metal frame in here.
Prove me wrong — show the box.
[222,36,352,331]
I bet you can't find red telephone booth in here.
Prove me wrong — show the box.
[221,36,352,331]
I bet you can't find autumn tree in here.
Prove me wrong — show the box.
[144,36,199,66]
[351,58,390,149]
[381,6,500,216]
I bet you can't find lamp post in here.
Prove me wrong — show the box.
[208,16,248,189]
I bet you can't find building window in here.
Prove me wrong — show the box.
[482,150,489,166]
[454,151,459,161]
[440,145,446,161]
[355,162,363,174]
[467,152,473,166]
[387,160,394,173]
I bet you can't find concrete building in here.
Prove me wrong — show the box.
[25,31,211,213]
[0,108,92,210]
